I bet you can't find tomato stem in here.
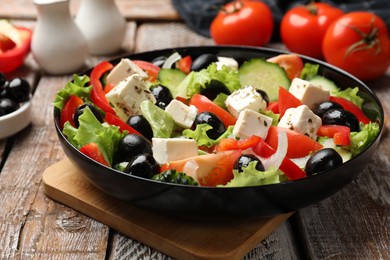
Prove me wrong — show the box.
[220,0,243,14]
[306,0,318,15]
[345,16,381,58]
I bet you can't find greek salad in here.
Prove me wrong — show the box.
[54,51,380,187]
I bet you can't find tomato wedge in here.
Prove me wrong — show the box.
[60,95,84,129]
[216,135,262,152]
[133,60,160,82]
[105,112,141,135]
[267,54,304,81]
[80,143,109,166]
[278,87,303,116]
[317,125,350,146]
[161,150,242,187]
[266,101,279,114]
[176,55,192,74]
[90,61,116,114]
[189,94,236,128]
[265,126,323,158]
[329,96,371,124]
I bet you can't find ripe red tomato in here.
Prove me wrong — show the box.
[210,1,274,46]
[267,53,304,80]
[323,12,390,81]
[280,2,343,59]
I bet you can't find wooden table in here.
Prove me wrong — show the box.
[1,1,389,259]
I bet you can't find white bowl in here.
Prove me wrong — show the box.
[0,98,32,139]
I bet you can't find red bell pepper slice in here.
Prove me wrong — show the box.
[252,139,306,180]
[0,25,32,73]
[317,125,350,146]
[177,55,192,74]
[329,96,371,124]
[90,61,116,114]
[60,95,84,129]
[133,60,160,82]
[216,135,262,152]
[80,143,109,167]
[189,94,236,128]
[266,101,279,114]
[104,112,142,135]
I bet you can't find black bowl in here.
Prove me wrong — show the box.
[54,46,384,218]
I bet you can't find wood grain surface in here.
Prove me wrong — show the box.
[0,1,389,259]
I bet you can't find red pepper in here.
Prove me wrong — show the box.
[317,125,350,146]
[216,135,262,152]
[177,55,192,74]
[0,23,32,73]
[60,95,84,129]
[132,60,160,82]
[104,112,142,135]
[253,139,307,181]
[90,61,116,114]
[80,143,109,167]
[266,101,279,114]
[329,96,371,124]
[278,87,303,116]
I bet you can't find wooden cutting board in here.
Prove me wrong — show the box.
[42,159,293,260]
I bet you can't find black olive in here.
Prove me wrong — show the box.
[126,115,153,140]
[117,134,153,162]
[191,53,218,71]
[73,104,104,128]
[7,78,30,102]
[322,108,360,132]
[200,79,230,101]
[234,154,265,173]
[256,89,270,106]
[151,56,167,67]
[0,98,19,116]
[0,73,7,89]
[124,153,160,179]
[314,101,343,118]
[305,148,343,176]
[150,85,173,109]
[194,112,226,140]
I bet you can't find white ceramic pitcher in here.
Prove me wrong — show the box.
[31,0,88,75]
[75,0,127,55]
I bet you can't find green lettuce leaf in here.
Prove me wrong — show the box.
[182,124,234,148]
[140,100,175,138]
[300,63,319,80]
[221,162,281,187]
[53,74,91,110]
[348,122,380,156]
[62,106,126,166]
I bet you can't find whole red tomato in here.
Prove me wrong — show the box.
[280,2,343,59]
[323,12,390,81]
[210,1,274,46]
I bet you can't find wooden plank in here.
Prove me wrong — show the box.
[0,0,180,21]
[0,75,110,258]
[42,158,295,260]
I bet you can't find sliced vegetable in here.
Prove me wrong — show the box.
[216,135,262,152]
[133,60,160,82]
[105,112,142,135]
[317,125,350,146]
[278,87,303,116]
[189,94,236,128]
[162,52,181,69]
[176,55,192,74]
[265,126,323,158]
[80,142,110,167]
[90,61,116,114]
[267,53,304,81]
[329,96,371,124]
[60,95,84,129]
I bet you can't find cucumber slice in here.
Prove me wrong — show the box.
[309,75,339,94]
[238,59,290,101]
[157,68,186,94]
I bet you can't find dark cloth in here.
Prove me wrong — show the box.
[171,0,390,41]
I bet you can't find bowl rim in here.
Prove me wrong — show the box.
[54,45,385,190]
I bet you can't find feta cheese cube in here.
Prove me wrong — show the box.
[152,138,198,164]
[165,99,198,128]
[233,109,273,139]
[278,105,322,139]
[216,57,239,71]
[105,74,156,121]
[106,58,148,85]
[289,78,330,110]
[225,85,267,118]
